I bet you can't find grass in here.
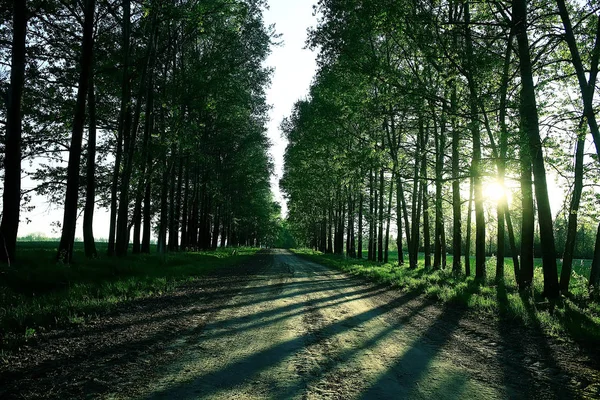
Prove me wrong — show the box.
[292,249,600,346]
[0,242,259,348]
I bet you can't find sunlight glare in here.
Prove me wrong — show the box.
[484,182,506,202]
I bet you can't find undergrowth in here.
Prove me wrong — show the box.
[0,242,258,348]
[292,249,600,346]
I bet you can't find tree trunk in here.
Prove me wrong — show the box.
[590,222,600,291]
[465,1,485,279]
[519,147,535,290]
[132,60,156,254]
[378,168,384,262]
[83,69,97,258]
[57,0,95,263]
[451,85,462,273]
[384,171,394,263]
[180,159,190,250]
[422,131,431,269]
[396,174,404,265]
[141,175,152,253]
[110,0,132,257]
[0,0,27,265]
[410,116,423,268]
[555,4,600,161]
[465,177,473,276]
[358,192,363,259]
[560,129,584,292]
[368,169,374,261]
[433,104,446,269]
[513,0,559,297]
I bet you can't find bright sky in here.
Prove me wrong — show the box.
[264,0,318,218]
[18,1,318,239]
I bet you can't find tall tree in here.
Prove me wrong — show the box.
[0,0,27,265]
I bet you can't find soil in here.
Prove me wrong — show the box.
[0,249,598,399]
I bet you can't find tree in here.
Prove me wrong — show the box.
[0,0,27,265]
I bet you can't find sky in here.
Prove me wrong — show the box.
[263,0,319,218]
[18,0,319,239]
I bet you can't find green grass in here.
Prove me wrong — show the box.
[0,242,258,348]
[292,249,600,346]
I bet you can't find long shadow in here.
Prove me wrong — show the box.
[357,304,469,399]
[146,289,424,399]
[278,297,438,399]
[496,282,538,399]
[38,278,369,343]
[494,282,578,399]
[202,286,392,342]
[2,263,386,390]
[356,279,484,399]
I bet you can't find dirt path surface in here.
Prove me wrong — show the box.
[1,249,598,399]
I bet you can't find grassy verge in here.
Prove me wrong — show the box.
[292,249,600,346]
[0,242,258,348]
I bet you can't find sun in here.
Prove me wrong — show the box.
[484,182,507,203]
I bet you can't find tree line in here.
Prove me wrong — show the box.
[281,0,600,298]
[0,0,279,265]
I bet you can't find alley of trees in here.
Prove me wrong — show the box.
[281,0,600,298]
[0,0,279,264]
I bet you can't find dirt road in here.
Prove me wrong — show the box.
[1,250,598,399]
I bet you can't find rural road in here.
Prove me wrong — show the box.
[1,250,595,399]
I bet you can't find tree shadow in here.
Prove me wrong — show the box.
[494,281,578,399]
[145,289,424,399]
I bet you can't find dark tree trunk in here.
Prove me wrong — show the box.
[399,177,411,264]
[590,223,600,291]
[358,192,363,259]
[57,0,95,263]
[560,132,584,292]
[132,59,156,254]
[212,207,220,250]
[325,207,331,253]
[180,159,190,250]
[141,175,152,253]
[110,0,132,257]
[451,84,462,273]
[384,172,394,263]
[465,1,486,279]
[433,104,446,269]
[422,133,431,269]
[410,115,424,268]
[83,69,97,258]
[168,149,181,251]
[513,0,560,297]
[396,175,404,265]
[496,31,513,281]
[0,0,27,265]
[368,170,374,261]
[519,149,535,290]
[348,192,356,258]
[465,177,473,276]
[556,2,600,161]
[378,168,384,262]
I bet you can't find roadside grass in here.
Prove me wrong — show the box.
[0,242,258,348]
[292,249,600,346]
